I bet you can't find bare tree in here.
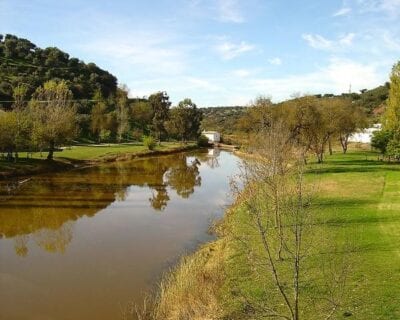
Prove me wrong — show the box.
[231,121,350,319]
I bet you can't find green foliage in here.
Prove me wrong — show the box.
[143,135,156,150]
[167,98,202,142]
[99,129,111,142]
[383,62,400,132]
[149,91,171,142]
[29,80,77,159]
[197,135,210,147]
[386,137,400,159]
[116,86,130,142]
[354,84,389,115]
[0,34,117,109]
[200,106,246,134]
[371,130,393,154]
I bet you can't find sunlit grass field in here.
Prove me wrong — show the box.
[220,147,400,319]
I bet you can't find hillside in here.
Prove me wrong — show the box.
[200,106,247,134]
[0,34,117,110]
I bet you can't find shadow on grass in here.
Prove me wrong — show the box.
[308,162,400,174]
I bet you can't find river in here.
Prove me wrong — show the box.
[0,149,240,320]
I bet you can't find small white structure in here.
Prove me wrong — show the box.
[349,123,381,144]
[202,131,221,143]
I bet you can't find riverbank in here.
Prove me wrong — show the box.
[149,146,400,319]
[0,142,198,180]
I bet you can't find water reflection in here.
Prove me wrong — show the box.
[0,149,238,320]
[0,150,211,256]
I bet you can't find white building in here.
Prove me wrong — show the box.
[202,131,221,143]
[349,124,381,144]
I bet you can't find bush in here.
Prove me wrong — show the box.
[99,129,111,143]
[197,135,210,147]
[371,130,393,154]
[386,137,400,160]
[143,135,156,150]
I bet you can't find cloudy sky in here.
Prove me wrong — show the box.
[1,0,400,106]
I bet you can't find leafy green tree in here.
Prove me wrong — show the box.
[383,62,400,132]
[0,110,17,158]
[29,80,77,160]
[149,91,170,143]
[90,90,108,142]
[116,86,130,142]
[12,85,31,158]
[131,100,153,137]
[386,136,400,160]
[167,98,202,143]
[371,130,393,154]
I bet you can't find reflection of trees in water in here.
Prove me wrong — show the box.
[14,235,29,257]
[149,185,170,211]
[0,152,208,255]
[165,155,201,199]
[33,222,73,254]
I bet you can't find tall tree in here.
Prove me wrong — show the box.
[167,98,202,143]
[383,61,400,132]
[116,86,130,142]
[90,90,108,142]
[29,80,77,160]
[149,91,171,143]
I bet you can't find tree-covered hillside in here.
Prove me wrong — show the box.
[0,34,117,110]
[200,106,247,134]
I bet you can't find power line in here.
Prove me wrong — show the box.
[0,99,101,103]
[0,56,80,70]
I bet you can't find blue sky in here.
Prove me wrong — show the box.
[1,0,400,106]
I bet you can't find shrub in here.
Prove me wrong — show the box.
[197,135,210,147]
[386,137,400,160]
[99,129,111,143]
[371,130,393,154]
[143,135,156,150]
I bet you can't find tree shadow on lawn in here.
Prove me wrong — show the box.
[307,162,400,175]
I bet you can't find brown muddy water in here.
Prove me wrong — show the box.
[0,149,240,320]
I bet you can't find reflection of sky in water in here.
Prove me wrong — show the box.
[0,150,241,320]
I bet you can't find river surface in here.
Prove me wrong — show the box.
[0,149,240,320]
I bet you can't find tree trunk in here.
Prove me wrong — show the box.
[328,138,333,155]
[47,141,55,160]
[316,152,323,163]
[340,135,348,154]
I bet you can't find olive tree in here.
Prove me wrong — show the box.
[29,80,77,160]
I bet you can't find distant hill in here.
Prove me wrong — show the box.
[200,106,247,134]
[314,84,389,116]
[200,85,389,135]
[0,34,117,109]
[355,84,389,116]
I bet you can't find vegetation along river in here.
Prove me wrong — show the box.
[0,149,240,320]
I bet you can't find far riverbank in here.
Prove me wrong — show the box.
[0,142,198,180]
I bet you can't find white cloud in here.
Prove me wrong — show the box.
[246,58,385,101]
[357,0,400,17]
[215,40,255,60]
[217,0,244,23]
[268,57,282,65]
[80,32,188,76]
[302,33,355,50]
[333,7,352,16]
[232,69,251,77]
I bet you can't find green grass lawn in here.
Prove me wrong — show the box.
[220,147,400,319]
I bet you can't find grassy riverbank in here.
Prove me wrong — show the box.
[0,142,197,179]
[152,146,400,319]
